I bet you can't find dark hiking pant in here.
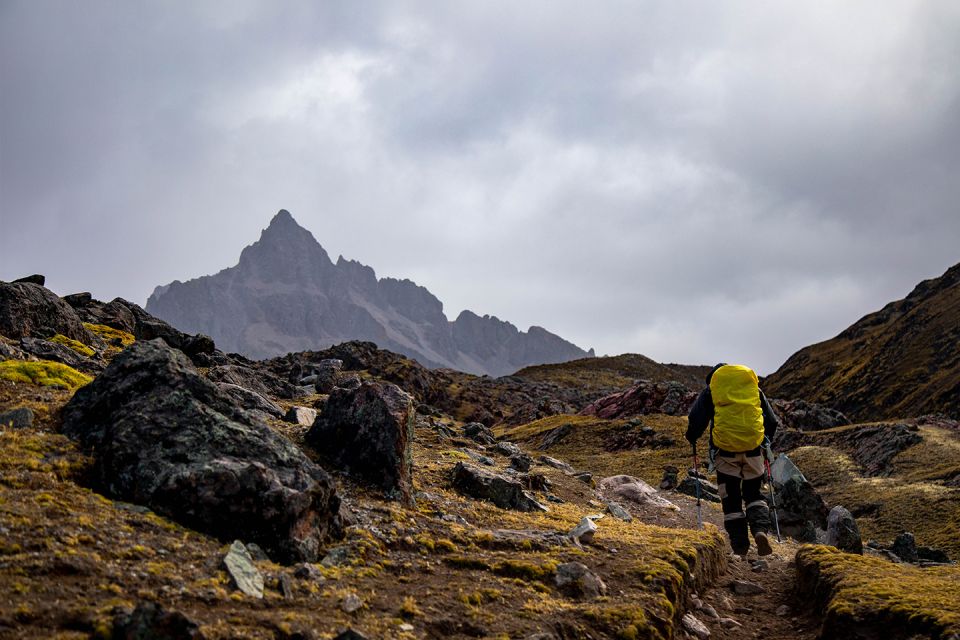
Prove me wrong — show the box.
[716,450,771,555]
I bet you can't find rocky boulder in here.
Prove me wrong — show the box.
[0,281,93,343]
[554,562,607,599]
[207,364,298,400]
[771,398,850,431]
[451,462,547,512]
[825,506,863,554]
[770,454,829,542]
[579,380,697,419]
[306,381,415,503]
[61,339,341,563]
[18,336,103,374]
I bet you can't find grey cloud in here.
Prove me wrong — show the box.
[2,1,958,375]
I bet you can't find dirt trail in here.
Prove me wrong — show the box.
[671,495,821,640]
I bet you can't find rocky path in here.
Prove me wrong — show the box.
[672,497,821,639]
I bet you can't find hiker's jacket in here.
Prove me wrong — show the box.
[685,366,779,453]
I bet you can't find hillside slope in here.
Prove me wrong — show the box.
[514,353,711,391]
[146,210,592,376]
[764,262,960,421]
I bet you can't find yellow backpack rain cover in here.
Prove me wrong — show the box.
[709,364,764,452]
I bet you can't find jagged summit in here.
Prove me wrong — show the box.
[147,209,592,375]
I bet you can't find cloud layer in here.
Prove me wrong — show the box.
[3,1,958,373]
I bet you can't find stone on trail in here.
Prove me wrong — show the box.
[554,562,607,599]
[825,505,863,554]
[451,462,547,512]
[307,380,415,503]
[681,613,711,639]
[730,579,766,595]
[676,473,721,503]
[891,531,919,563]
[61,339,342,564]
[223,540,265,599]
[463,422,497,445]
[776,604,791,616]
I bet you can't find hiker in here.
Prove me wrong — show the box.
[686,363,780,557]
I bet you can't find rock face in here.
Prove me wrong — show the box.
[0,281,93,343]
[770,398,850,431]
[770,455,829,542]
[451,462,547,512]
[579,380,697,419]
[764,261,960,421]
[825,506,863,554]
[61,340,341,563]
[145,209,592,376]
[306,381,415,502]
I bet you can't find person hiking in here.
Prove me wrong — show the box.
[686,363,780,557]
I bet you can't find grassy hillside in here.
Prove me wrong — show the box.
[514,354,711,392]
[764,262,960,421]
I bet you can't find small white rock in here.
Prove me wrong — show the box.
[341,592,362,613]
[700,603,719,620]
[776,604,791,616]
[681,613,711,640]
[569,516,598,544]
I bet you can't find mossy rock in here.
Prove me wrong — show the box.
[83,323,135,347]
[796,545,960,638]
[0,360,92,390]
[49,334,95,358]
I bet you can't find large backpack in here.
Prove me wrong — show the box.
[710,364,764,452]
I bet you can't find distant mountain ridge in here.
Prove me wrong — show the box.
[764,261,960,421]
[146,210,593,376]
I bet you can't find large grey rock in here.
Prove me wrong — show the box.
[774,473,829,542]
[223,541,264,598]
[554,562,607,599]
[306,380,415,503]
[537,455,575,473]
[61,339,342,563]
[463,422,497,445]
[0,281,93,343]
[144,209,591,376]
[451,462,547,512]
[825,506,863,554]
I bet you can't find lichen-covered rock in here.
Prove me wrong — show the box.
[451,462,547,512]
[306,380,415,502]
[891,531,918,563]
[216,382,284,419]
[223,540,264,598]
[19,336,103,374]
[284,406,318,426]
[0,407,34,429]
[61,339,341,563]
[826,506,863,554]
[774,474,829,542]
[0,281,93,343]
[463,422,497,445]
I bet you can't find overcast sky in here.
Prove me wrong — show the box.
[2,1,958,373]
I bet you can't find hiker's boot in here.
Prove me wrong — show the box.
[724,513,750,557]
[747,501,773,556]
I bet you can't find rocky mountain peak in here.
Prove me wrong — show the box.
[147,209,593,375]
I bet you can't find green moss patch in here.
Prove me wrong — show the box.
[83,323,135,347]
[0,360,92,390]
[796,545,960,638]
[49,334,95,357]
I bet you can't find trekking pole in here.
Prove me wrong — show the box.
[762,440,782,542]
[692,443,703,529]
